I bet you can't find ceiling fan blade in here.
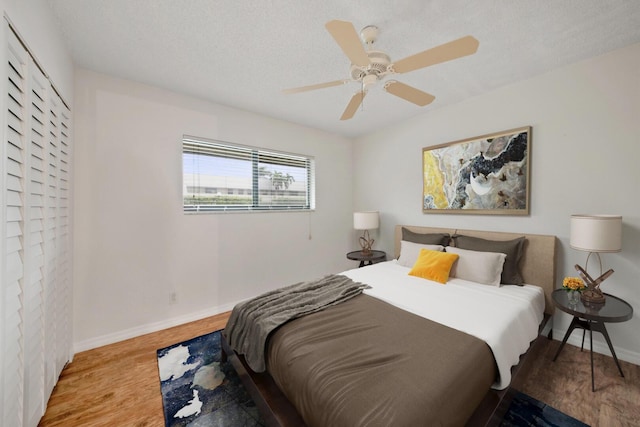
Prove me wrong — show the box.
[325,20,371,67]
[340,91,366,120]
[383,81,435,106]
[391,35,479,74]
[283,79,349,94]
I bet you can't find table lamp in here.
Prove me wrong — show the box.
[570,214,622,304]
[353,211,379,254]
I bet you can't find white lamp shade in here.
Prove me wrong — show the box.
[353,211,379,230]
[570,214,622,253]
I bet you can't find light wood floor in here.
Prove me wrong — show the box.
[39,312,639,427]
[38,312,229,427]
[520,334,640,427]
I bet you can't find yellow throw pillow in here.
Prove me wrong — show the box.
[408,249,459,284]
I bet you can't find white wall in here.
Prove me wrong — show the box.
[353,43,640,363]
[2,0,74,103]
[73,69,354,350]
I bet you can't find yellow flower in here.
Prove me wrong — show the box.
[563,276,585,291]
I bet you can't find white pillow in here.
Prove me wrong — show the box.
[446,246,507,286]
[397,240,444,267]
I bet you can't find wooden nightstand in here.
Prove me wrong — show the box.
[346,250,386,268]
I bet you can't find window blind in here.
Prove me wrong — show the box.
[183,137,315,212]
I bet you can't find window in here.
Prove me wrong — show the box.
[183,137,315,212]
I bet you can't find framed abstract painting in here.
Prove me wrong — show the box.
[422,126,531,215]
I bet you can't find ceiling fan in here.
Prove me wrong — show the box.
[283,20,479,120]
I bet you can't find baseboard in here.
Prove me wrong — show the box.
[73,301,239,353]
[552,327,640,366]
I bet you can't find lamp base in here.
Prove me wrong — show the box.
[359,230,374,255]
[574,261,613,306]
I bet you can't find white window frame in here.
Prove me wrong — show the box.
[182,136,315,213]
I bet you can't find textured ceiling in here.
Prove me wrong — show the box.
[46,0,640,138]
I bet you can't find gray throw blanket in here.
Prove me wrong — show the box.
[224,274,369,372]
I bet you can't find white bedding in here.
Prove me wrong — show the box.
[341,260,545,390]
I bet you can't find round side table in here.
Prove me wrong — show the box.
[551,288,633,392]
[346,250,386,268]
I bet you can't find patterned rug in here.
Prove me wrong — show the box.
[157,330,264,426]
[500,391,590,427]
[157,330,589,427]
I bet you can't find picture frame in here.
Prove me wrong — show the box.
[422,126,531,215]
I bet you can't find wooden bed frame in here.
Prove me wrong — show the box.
[222,226,557,427]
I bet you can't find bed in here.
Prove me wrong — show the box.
[222,226,557,426]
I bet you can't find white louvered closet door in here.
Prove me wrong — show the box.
[1,20,73,427]
[43,88,74,397]
[24,57,48,426]
[2,23,30,427]
[52,99,71,385]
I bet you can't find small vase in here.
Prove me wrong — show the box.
[567,290,580,304]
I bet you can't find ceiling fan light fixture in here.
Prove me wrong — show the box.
[350,51,390,80]
[362,74,378,90]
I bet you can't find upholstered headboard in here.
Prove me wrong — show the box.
[394,225,557,315]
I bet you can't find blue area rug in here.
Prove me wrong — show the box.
[500,391,590,427]
[157,330,264,426]
[158,330,588,427]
